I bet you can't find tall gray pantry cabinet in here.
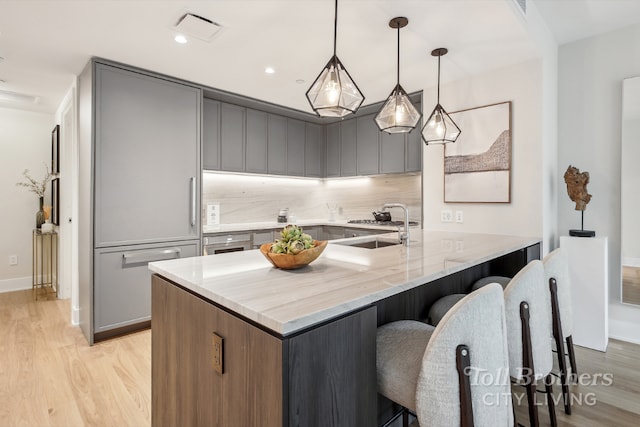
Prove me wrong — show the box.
[78,59,201,344]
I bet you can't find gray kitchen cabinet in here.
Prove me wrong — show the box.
[302,225,321,240]
[203,99,220,170]
[405,124,422,173]
[79,60,201,344]
[356,114,380,175]
[305,123,323,177]
[287,118,305,176]
[94,241,198,335]
[93,63,201,247]
[319,226,346,241]
[220,103,246,172]
[340,119,357,176]
[343,228,388,238]
[246,108,268,173]
[380,131,405,174]
[252,230,274,249]
[325,123,341,177]
[268,114,287,175]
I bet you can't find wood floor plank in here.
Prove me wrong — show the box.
[1,289,639,426]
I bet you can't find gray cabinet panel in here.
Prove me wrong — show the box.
[325,123,341,177]
[268,114,287,175]
[287,119,305,176]
[220,103,246,172]
[246,109,268,173]
[94,242,198,333]
[380,132,405,174]
[357,115,380,175]
[305,123,324,177]
[340,120,357,176]
[406,125,422,173]
[203,99,220,170]
[94,64,200,246]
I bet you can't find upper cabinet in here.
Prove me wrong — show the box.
[202,99,422,177]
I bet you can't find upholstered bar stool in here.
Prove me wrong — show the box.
[377,284,513,427]
[543,247,577,415]
[503,260,556,427]
[427,276,511,326]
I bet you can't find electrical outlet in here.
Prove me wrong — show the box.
[441,210,453,222]
[9,255,18,266]
[212,333,224,374]
[455,210,464,223]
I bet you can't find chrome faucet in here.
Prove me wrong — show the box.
[381,203,410,245]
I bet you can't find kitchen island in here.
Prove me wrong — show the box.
[149,230,540,427]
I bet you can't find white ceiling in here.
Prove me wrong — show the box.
[0,0,639,115]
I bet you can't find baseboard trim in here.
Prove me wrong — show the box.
[72,305,80,325]
[622,257,640,268]
[609,318,640,345]
[0,276,31,293]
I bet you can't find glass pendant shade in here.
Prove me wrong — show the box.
[422,103,461,144]
[375,84,422,134]
[306,55,365,118]
[421,47,460,145]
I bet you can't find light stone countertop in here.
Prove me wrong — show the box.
[202,219,416,234]
[149,230,540,336]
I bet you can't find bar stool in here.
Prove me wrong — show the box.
[377,283,513,427]
[503,260,556,427]
[543,247,577,415]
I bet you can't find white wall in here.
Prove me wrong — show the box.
[0,107,54,291]
[422,59,545,242]
[558,23,640,343]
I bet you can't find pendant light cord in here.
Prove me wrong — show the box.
[396,26,401,85]
[436,54,441,104]
[333,0,338,56]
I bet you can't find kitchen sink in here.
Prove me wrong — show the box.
[334,237,401,249]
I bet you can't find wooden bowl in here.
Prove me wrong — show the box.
[260,240,328,270]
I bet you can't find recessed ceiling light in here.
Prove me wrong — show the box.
[265,67,275,74]
[174,34,188,44]
[296,79,305,84]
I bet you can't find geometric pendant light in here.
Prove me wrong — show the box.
[306,0,365,118]
[375,17,422,134]
[421,48,461,145]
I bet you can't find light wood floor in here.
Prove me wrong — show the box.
[622,266,640,306]
[1,289,639,427]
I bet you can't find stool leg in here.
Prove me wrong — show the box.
[567,336,578,379]
[402,409,409,427]
[545,375,558,427]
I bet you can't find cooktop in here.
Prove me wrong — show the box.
[348,219,419,226]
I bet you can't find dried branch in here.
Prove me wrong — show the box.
[16,163,53,198]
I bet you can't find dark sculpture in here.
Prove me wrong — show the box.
[564,165,595,237]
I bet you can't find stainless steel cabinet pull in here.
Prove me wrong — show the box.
[122,248,181,265]
[190,177,196,227]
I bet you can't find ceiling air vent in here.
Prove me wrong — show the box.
[512,0,526,16]
[175,13,222,42]
[0,89,40,104]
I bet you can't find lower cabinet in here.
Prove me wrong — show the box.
[94,241,197,337]
[343,227,389,238]
[152,274,377,427]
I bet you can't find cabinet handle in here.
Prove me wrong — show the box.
[190,177,196,227]
[122,248,181,265]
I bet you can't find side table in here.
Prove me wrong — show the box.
[32,229,58,299]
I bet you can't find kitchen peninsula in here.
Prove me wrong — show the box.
[149,230,540,427]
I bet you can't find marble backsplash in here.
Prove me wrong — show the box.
[202,172,422,225]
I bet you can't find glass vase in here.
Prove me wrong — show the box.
[36,196,45,229]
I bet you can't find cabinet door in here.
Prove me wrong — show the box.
[380,132,405,174]
[406,124,422,172]
[94,64,200,246]
[220,103,246,172]
[268,114,287,175]
[152,275,283,427]
[325,123,341,177]
[203,99,220,170]
[357,114,380,175]
[287,118,305,176]
[94,242,197,334]
[246,109,268,173]
[340,119,357,176]
[305,123,324,177]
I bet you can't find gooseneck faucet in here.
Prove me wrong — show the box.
[381,203,410,245]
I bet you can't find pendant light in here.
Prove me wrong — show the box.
[306,0,364,118]
[421,48,461,145]
[375,17,421,134]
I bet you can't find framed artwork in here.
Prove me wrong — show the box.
[443,101,512,203]
[52,178,59,226]
[51,124,60,174]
